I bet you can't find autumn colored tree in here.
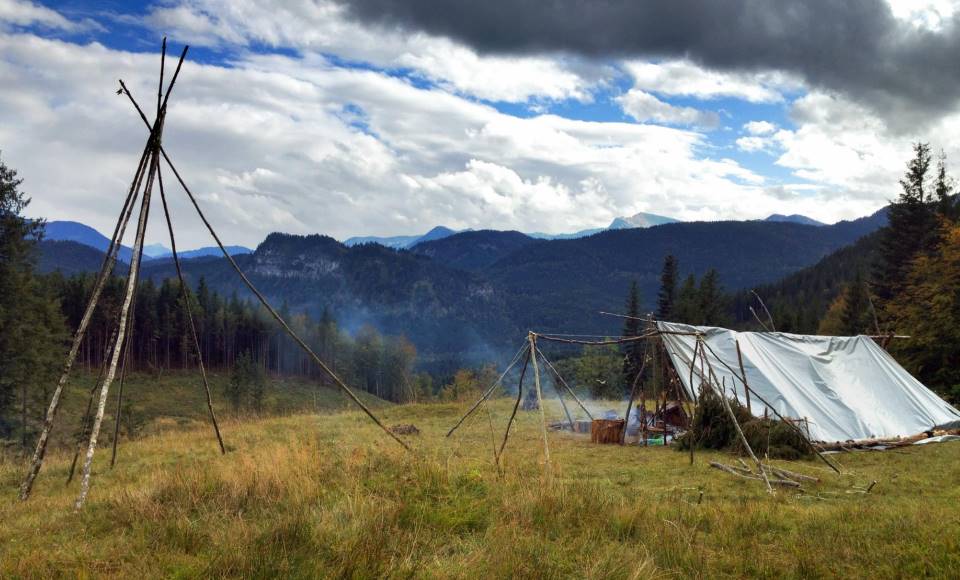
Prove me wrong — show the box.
[887,220,960,400]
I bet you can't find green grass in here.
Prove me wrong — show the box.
[31,370,388,452]
[2,391,959,578]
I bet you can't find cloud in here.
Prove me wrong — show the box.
[0,0,100,32]
[623,60,797,103]
[142,0,608,104]
[337,0,960,127]
[743,121,777,135]
[4,30,836,248]
[616,89,719,129]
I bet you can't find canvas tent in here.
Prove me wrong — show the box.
[658,321,960,443]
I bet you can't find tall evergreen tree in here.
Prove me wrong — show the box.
[0,153,67,441]
[698,269,728,326]
[839,270,872,335]
[621,281,642,391]
[674,274,701,324]
[874,142,937,304]
[656,254,678,320]
[934,149,956,220]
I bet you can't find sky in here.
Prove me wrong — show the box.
[1,0,960,248]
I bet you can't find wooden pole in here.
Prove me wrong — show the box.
[67,331,116,484]
[156,167,226,454]
[110,213,148,469]
[735,339,751,414]
[19,136,150,501]
[447,342,528,437]
[621,341,647,444]
[535,347,594,420]
[541,350,575,430]
[528,333,551,476]
[497,352,529,460]
[76,137,161,510]
[687,340,699,465]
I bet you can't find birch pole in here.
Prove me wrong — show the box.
[528,333,551,476]
[75,131,162,510]
[19,136,150,501]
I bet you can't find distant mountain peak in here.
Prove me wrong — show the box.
[344,226,461,249]
[764,214,825,226]
[608,212,680,230]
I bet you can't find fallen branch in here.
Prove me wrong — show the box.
[709,462,802,488]
[765,464,820,483]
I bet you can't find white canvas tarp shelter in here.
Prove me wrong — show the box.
[658,322,960,443]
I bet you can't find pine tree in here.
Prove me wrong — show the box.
[698,269,728,326]
[675,274,701,324]
[934,149,956,220]
[874,142,937,305]
[656,255,678,320]
[839,270,872,335]
[621,281,642,392]
[0,154,67,442]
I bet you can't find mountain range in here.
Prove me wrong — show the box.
[43,221,252,262]
[38,208,886,370]
[341,211,825,249]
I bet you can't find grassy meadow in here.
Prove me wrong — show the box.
[1,378,959,579]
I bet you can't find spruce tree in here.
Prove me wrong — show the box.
[698,269,728,326]
[656,255,678,320]
[934,150,956,220]
[675,274,700,324]
[621,281,642,392]
[874,142,937,304]
[0,153,67,441]
[839,270,872,335]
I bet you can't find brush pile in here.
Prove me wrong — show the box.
[675,386,813,459]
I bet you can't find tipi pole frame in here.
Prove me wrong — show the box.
[119,81,410,452]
